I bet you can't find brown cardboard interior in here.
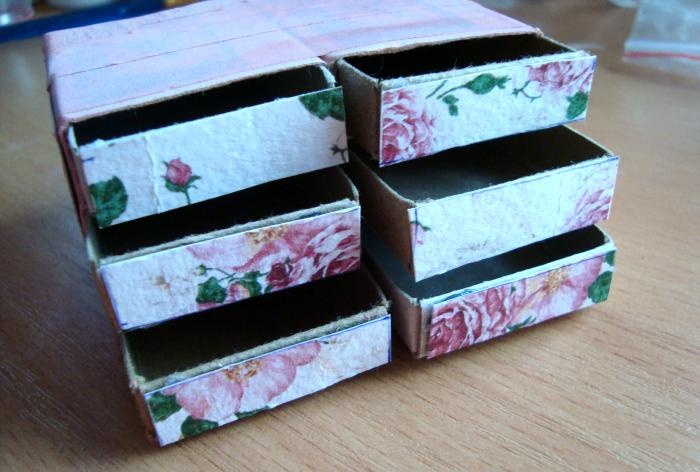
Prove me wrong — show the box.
[364,225,608,299]
[72,65,331,145]
[355,127,610,202]
[343,34,570,80]
[96,167,355,258]
[125,269,383,384]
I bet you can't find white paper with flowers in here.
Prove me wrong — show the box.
[100,207,361,330]
[425,250,615,359]
[379,55,596,166]
[408,154,618,281]
[144,315,391,445]
[73,88,348,227]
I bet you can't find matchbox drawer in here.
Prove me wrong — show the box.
[90,168,361,330]
[338,34,596,166]
[125,268,391,446]
[60,63,348,229]
[348,127,618,281]
[365,226,615,359]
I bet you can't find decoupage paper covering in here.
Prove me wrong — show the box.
[379,56,597,165]
[76,88,347,227]
[45,0,535,127]
[425,251,615,358]
[143,315,391,445]
[101,207,361,330]
[408,155,618,281]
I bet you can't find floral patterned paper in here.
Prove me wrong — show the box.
[76,87,347,227]
[162,158,201,205]
[100,207,361,330]
[379,56,596,166]
[406,155,617,281]
[144,315,391,445]
[426,252,615,359]
[192,211,361,309]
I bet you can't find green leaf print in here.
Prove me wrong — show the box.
[605,251,616,267]
[465,74,509,95]
[442,95,459,116]
[148,392,181,422]
[89,176,127,227]
[181,416,218,438]
[566,91,589,119]
[235,407,269,420]
[196,277,227,304]
[428,74,510,115]
[236,271,263,297]
[507,315,536,333]
[588,271,613,303]
[299,88,345,121]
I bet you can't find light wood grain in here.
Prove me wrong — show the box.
[1,1,698,470]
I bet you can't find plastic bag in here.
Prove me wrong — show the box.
[624,0,700,79]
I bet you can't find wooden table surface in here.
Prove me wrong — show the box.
[1,1,698,470]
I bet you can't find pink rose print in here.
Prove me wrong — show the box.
[427,282,527,358]
[521,256,604,322]
[163,372,243,423]
[381,89,436,165]
[163,158,201,205]
[266,261,293,289]
[527,61,594,96]
[305,222,361,280]
[162,341,321,423]
[193,212,361,308]
[426,256,608,358]
[564,189,612,231]
[427,308,467,358]
[165,158,192,186]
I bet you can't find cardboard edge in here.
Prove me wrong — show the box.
[346,153,415,273]
[336,59,381,159]
[363,249,419,357]
[121,335,160,446]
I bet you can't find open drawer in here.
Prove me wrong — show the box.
[348,126,618,282]
[365,225,615,359]
[337,34,596,166]
[63,63,347,229]
[89,167,361,331]
[124,268,391,446]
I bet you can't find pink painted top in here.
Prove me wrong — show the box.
[44,0,535,130]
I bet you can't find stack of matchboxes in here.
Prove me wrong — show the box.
[338,22,618,359]
[44,0,617,445]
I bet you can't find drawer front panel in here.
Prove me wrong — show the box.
[101,207,361,330]
[425,251,615,359]
[76,88,347,227]
[379,56,596,166]
[409,156,618,281]
[145,314,391,445]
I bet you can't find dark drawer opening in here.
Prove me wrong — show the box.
[73,65,331,145]
[344,34,570,80]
